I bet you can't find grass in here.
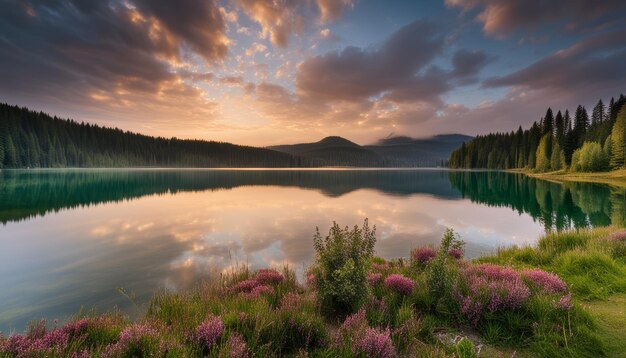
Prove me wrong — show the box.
[515,168,626,188]
[1,225,625,357]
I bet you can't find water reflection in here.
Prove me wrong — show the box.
[0,169,623,333]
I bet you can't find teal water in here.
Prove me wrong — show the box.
[0,169,623,333]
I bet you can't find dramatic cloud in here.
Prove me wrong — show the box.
[296,20,447,102]
[484,29,626,93]
[0,0,228,135]
[446,0,626,37]
[296,21,489,105]
[235,0,354,47]
[316,0,354,22]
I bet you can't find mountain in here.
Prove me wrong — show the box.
[367,134,474,167]
[270,134,473,167]
[268,136,386,167]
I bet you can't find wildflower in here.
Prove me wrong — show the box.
[61,318,90,339]
[354,327,395,358]
[367,272,383,286]
[304,274,314,287]
[412,247,436,266]
[334,309,367,348]
[556,293,573,311]
[448,248,463,259]
[384,274,414,295]
[280,292,303,311]
[196,316,224,351]
[522,268,567,294]
[255,269,284,284]
[371,262,391,272]
[247,284,274,298]
[223,333,248,358]
[231,279,259,293]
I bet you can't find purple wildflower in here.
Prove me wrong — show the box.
[61,318,90,339]
[556,293,573,311]
[367,272,383,286]
[306,273,316,286]
[334,309,367,348]
[196,316,224,351]
[412,247,437,266]
[448,248,464,259]
[371,262,391,272]
[70,349,91,358]
[255,269,284,284]
[384,274,415,295]
[522,269,567,294]
[231,279,259,293]
[280,293,303,311]
[246,284,274,298]
[224,333,249,358]
[354,327,395,358]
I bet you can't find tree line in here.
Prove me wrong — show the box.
[0,103,306,168]
[448,94,626,172]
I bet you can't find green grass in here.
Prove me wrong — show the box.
[2,226,625,357]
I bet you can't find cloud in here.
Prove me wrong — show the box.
[316,0,354,22]
[132,0,229,62]
[0,0,228,136]
[296,20,447,103]
[451,49,490,80]
[484,29,626,92]
[445,0,626,37]
[234,0,305,47]
[235,0,354,47]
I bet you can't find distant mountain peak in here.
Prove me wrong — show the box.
[318,136,358,147]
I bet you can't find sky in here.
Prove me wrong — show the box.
[1,0,625,146]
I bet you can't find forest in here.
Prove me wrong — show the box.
[448,94,626,172]
[0,103,302,168]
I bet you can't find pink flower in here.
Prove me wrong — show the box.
[255,269,284,284]
[522,269,567,294]
[224,333,248,358]
[306,274,316,286]
[556,293,573,311]
[196,316,224,351]
[384,274,415,295]
[231,279,259,293]
[367,272,383,286]
[354,327,395,358]
[280,293,303,311]
[246,284,274,298]
[448,248,463,259]
[371,262,391,272]
[412,247,437,265]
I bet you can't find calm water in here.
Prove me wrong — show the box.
[1,169,624,332]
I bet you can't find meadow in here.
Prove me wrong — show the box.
[1,221,625,357]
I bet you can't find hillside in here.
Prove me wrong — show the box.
[0,103,301,168]
[270,134,472,167]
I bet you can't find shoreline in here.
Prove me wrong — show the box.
[509,168,626,187]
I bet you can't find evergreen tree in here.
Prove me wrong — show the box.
[592,99,605,125]
[535,134,551,172]
[555,110,565,149]
[4,134,17,167]
[543,108,554,136]
[574,105,589,147]
[610,107,626,169]
[550,141,564,171]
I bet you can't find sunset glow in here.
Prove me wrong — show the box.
[1,0,624,145]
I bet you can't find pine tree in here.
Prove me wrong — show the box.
[550,140,564,171]
[4,134,17,167]
[610,107,626,169]
[592,100,605,125]
[543,108,554,136]
[555,110,565,148]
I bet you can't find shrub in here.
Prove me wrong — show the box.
[522,268,567,294]
[102,323,161,358]
[570,142,609,172]
[254,269,284,285]
[196,316,224,353]
[334,309,395,357]
[367,272,383,286]
[428,228,464,307]
[221,333,249,358]
[312,219,376,314]
[384,274,415,296]
[411,247,437,266]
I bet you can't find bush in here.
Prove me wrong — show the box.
[312,219,376,314]
[570,142,609,172]
[428,228,464,309]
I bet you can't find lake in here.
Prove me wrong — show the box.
[1,169,624,333]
